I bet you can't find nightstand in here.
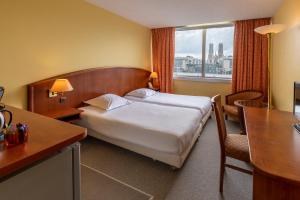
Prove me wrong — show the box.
[44,108,83,123]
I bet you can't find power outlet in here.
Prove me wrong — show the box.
[49,90,58,98]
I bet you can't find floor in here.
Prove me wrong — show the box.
[80,118,252,200]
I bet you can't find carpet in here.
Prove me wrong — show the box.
[80,118,252,200]
[81,165,152,200]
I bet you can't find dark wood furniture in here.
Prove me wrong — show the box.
[0,105,86,178]
[244,107,300,200]
[234,100,267,132]
[293,81,300,118]
[27,67,151,114]
[223,90,263,121]
[211,95,252,193]
[44,108,83,123]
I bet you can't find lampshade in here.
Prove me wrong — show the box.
[254,24,285,35]
[150,72,158,79]
[50,79,74,93]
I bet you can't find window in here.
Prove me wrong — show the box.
[174,29,203,77]
[174,24,234,80]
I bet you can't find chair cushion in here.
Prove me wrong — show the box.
[225,134,250,162]
[223,105,238,116]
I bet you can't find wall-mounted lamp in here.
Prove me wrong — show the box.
[50,79,74,103]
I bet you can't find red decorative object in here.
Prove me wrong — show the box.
[4,123,29,147]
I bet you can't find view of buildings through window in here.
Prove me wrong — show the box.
[174,25,234,79]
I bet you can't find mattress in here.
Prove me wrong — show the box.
[77,102,203,155]
[125,92,211,115]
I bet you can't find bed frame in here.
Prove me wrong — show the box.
[27,67,211,168]
[27,67,150,114]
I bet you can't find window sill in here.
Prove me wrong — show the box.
[173,76,232,83]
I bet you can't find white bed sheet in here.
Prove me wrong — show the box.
[77,102,203,155]
[125,93,211,115]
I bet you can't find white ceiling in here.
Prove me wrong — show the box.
[86,0,283,28]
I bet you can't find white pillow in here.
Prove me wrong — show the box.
[84,94,131,111]
[126,88,156,98]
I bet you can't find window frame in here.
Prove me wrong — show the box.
[174,23,234,83]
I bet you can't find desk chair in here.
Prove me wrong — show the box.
[212,94,252,193]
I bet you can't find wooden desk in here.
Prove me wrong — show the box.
[244,107,300,200]
[234,100,268,132]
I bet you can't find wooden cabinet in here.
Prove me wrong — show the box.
[0,106,86,200]
[0,144,81,200]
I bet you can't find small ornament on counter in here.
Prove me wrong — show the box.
[5,124,18,147]
[4,123,29,147]
[16,123,29,143]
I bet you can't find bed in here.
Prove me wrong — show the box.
[125,91,212,115]
[76,101,211,168]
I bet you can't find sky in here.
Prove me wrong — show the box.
[175,26,234,59]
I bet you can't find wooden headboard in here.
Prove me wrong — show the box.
[28,67,151,114]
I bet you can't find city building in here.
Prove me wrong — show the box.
[174,42,233,78]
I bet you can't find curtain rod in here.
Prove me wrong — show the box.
[176,21,234,31]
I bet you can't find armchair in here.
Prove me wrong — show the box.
[223,90,263,121]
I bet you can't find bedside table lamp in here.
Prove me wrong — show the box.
[150,72,158,79]
[50,79,74,103]
[149,72,159,89]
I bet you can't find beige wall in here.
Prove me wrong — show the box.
[272,0,300,111]
[0,0,151,109]
[173,79,231,102]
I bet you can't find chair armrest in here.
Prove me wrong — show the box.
[225,90,263,105]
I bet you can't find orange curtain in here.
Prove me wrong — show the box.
[152,27,175,93]
[232,18,270,101]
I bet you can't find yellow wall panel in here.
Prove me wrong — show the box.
[0,0,151,108]
[173,79,231,103]
[272,0,300,111]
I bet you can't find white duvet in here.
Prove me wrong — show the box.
[78,102,203,155]
[125,92,211,115]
